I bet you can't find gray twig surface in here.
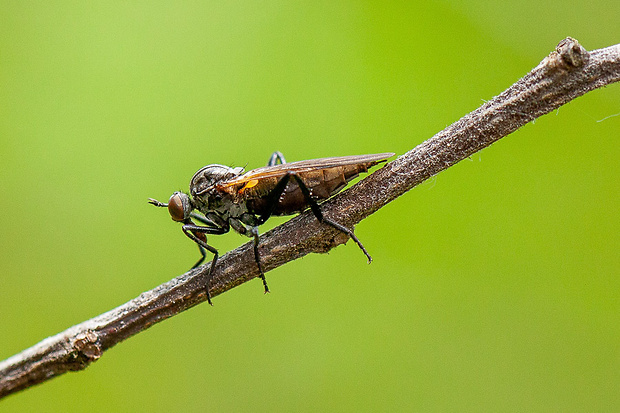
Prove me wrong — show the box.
[1,38,618,399]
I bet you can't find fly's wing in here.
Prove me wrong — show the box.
[218,153,395,209]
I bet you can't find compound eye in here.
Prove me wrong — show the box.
[168,193,186,222]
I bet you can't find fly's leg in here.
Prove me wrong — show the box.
[149,198,229,304]
[250,226,269,294]
[182,223,228,305]
[234,171,297,293]
[193,244,207,268]
[230,218,271,295]
[189,211,229,271]
[255,172,293,225]
[268,151,287,166]
[150,198,213,266]
[290,174,373,263]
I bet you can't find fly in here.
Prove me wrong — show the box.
[149,151,395,304]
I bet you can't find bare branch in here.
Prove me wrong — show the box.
[1,37,618,399]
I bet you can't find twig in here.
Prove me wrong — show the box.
[1,37,618,399]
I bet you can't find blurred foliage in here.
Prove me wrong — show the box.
[1,1,618,411]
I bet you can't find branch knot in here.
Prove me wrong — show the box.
[67,330,102,370]
[544,37,589,72]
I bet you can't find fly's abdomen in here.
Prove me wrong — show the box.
[248,161,382,216]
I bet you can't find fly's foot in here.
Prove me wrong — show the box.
[351,238,372,264]
[354,237,373,264]
[322,217,373,264]
[260,274,270,294]
[205,283,214,306]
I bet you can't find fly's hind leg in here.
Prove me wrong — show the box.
[290,174,373,263]
[268,151,286,166]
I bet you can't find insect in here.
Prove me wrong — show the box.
[149,151,395,304]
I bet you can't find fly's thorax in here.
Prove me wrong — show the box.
[190,164,244,197]
[190,186,249,219]
[192,192,248,221]
[220,200,250,220]
[189,163,244,214]
[190,193,210,213]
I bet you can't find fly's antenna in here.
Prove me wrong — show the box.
[148,198,167,208]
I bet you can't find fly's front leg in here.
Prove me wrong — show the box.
[187,212,228,269]
[290,174,373,264]
[182,223,228,305]
[193,243,207,269]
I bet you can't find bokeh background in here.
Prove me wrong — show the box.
[1,1,618,411]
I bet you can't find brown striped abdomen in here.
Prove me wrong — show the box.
[246,160,382,216]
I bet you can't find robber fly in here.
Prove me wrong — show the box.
[149,151,394,304]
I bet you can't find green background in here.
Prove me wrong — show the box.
[1,1,618,411]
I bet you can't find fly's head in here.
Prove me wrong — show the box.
[167,192,193,223]
[190,164,244,211]
[148,191,194,223]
